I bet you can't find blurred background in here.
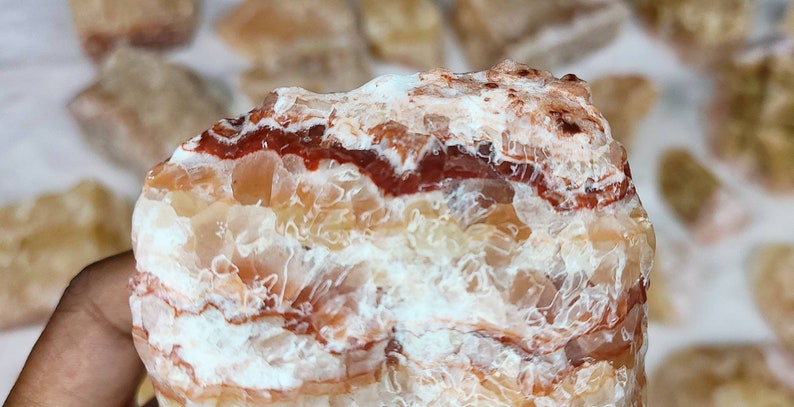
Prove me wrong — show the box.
[2,0,794,405]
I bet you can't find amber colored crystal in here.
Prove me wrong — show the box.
[658,149,746,243]
[357,0,443,69]
[451,0,628,70]
[630,0,751,67]
[590,75,657,149]
[68,0,199,61]
[68,47,230,174]
[751,244,794,354]
[650,345,794,406]
[710,38,794,191]
[0,181,132,329]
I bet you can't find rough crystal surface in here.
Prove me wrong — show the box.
[649,344,794,406]
[452,0,628,70]
[751,244,794,354]
[68,47,230,174]
[68,0,199,61]
[131,61,655,406]
[590,75,657,149]
[658,149,747,243]
[0,181,132,329]
[709,38,794,191]
[357,0,443,69]
[630,0,751,67]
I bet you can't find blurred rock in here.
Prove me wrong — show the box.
[216,0,366,72]
[658,149,747,243]
[240,48,371,104]
[710,37,794,191]
[590,74,658,149]
[0,181,132,330]
[751,244,794,353]
[630,0,752,68]
[68,0,199,61]
[68,47,230,175]
[357,0,443,69]
[451,0,628,71]
[784,3,794,36]
[647,238,698,324]
[650,344,794,406]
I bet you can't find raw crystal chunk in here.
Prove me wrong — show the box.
[709,38,794,191]
[650,345,794,406]
[630,0,752,67]
[452,0,629,70]
[751,244,794,353]
[357,0,443,69]
[0,181,132,329]
[131,61,655,406]
[68,0,199,61]
[68,47,230,175]
[590,75,658,149]
[216,0,365,71]
[658,149,747,243]
[239,50,372,104]
[784,6,794,36]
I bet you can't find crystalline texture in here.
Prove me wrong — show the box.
[0,181,132,329]
[131,61,655,406]
[68,0,199,61]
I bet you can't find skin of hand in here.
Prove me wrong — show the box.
[4,251,157,407]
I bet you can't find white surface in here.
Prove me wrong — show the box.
[1,0,793,402]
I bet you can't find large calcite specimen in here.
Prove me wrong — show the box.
[68,47,230,175]
[630,0,752,67]
[68,0,199,61]
[658,149,747,243]
[751,244,794,353]
[131,61,655,406]
[650,345,794,406]
[0,181,132,329]
[709,37,794,191]
[452,0,629,70]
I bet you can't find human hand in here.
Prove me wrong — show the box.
[4,251,156,407]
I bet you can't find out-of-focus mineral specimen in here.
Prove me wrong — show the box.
[647,238,698,324]
[751,244,794,353]
[650,345,794,406]
[68,0,199,61]
[130,61,655,406]
[357,0,443,69]
[216,0,365,71]
[68,47,230,175]
[239,50,371,104]
[0,181,132,329]
[590,74,658,149]
[709,38,794,191]
[630,0,752,67]
[784,5,794,36]
[658,149,747,243]
[452,0,629,71]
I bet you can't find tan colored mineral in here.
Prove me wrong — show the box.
[630,0,752,67]
[710,38,794,191]
[68,47,230,175]
[658,149,747,243]
[0,181,132,329]
[131,61,654,406]
[590,74,658,149]
[357,0,443,69]
[647,238,697,324]
[650,344,794,406]
[68,0,199,61]
[452,0,629,71]
[751,244,794,354]
[240,50,371,104]
[216,0,366,72]
[784,3,794,37]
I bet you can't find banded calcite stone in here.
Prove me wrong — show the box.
[650,345,794,406]
[68,0,199,61]
[131,61,655,406]
[751,244,794,353]
[0,181,132,329]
